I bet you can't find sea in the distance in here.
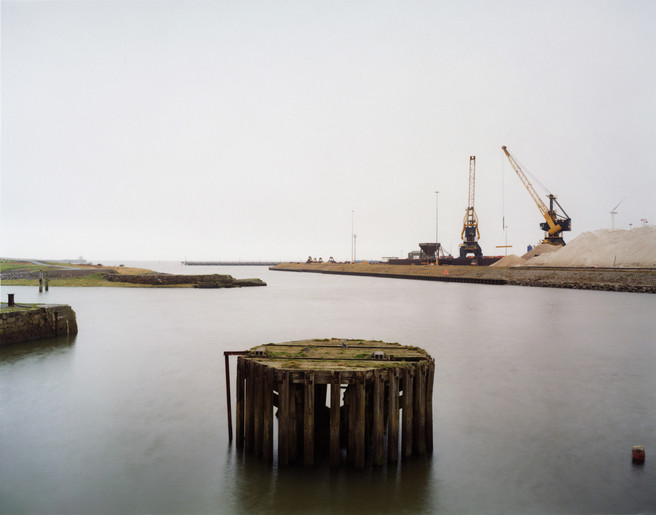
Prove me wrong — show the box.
[1,262,655,514]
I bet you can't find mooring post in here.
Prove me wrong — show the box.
[388,368,400,463]
[402,366,414,459]
[263,366,274,462]
[278,371,290,465]
[7,293,15,307]
[39,270,43,293]
[236,358,245,449]
[45,271,49,291]
[373,369,385,466]
[304,372,315,466]
[329,371,341,468]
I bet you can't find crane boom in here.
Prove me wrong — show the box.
[501,146,571,246]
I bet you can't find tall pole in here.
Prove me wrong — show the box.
[435,191,439,259]
[351,210,354,264]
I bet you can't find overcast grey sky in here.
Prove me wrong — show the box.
[2,0,654,262]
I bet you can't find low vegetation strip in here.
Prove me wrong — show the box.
[0,259,266,288]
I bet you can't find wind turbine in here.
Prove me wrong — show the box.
[610,198,624,229]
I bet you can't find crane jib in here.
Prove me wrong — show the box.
[501,146,571,245]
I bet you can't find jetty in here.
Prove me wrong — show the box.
[226,339,435,468]
[1,294,78,345]
[183,261,281,266]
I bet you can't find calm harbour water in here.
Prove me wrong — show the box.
[1,263,655,514]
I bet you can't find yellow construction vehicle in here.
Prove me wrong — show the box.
[501,146,571,246]
[460,156,483,257]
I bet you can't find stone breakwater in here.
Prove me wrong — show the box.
[0,304,78,345]
[103,273,266,288]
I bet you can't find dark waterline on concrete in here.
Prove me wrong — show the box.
[1,263,655,513]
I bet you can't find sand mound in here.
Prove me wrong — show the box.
[522,243,560,260]
[527,226,656,267]
[490,254,527,267]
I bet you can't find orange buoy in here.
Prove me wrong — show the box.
[632,445,646,462]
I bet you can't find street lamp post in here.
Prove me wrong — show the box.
[351,210,354,264]
[435,191,439,262]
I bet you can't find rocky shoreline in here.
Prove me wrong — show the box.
[103,273,265,288]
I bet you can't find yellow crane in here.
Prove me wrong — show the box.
[460,156,483,257]
[501,146,571,246]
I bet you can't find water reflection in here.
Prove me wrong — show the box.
[0,334,76,364]
[225,447,435,513]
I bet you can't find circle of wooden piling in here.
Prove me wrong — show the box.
[234,339,435,468]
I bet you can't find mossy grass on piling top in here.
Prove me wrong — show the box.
[244,338,432,372]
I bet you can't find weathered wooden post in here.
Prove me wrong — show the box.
[303,372,315,466]
[354,372,366,469]
[413,362,427,455]
[254,363,263,458]
[236,358,245,448]
[263,367,274,462]
[278,370,290,465]
[45,271,49,291]
[426,360,435,453]
[329,371,341,468]
[244,360,255,453]
[402,366,414,459]
[39,270,43,292]
[388,367,400,463]
[372,369,385,466]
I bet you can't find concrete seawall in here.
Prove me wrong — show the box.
[0,304,78,345]
[270,263,656,293]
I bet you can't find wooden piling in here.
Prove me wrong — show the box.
[229,339,434,468]
[289,382,298,463]
[354,372,366,469]
[388,368,400,463]
[225,353,233,442]
[236,358,245,449]
[330,372,341,468]
[263,366,274,462]
[402,366,414,459]
[413,363,427,455]
[347,384,356,466]
[244,360,255,453]
[254,364,263,457]
[372,369,385,466]
[426,359,435,453]
[304,372,315,466]
[278,370,290,465]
